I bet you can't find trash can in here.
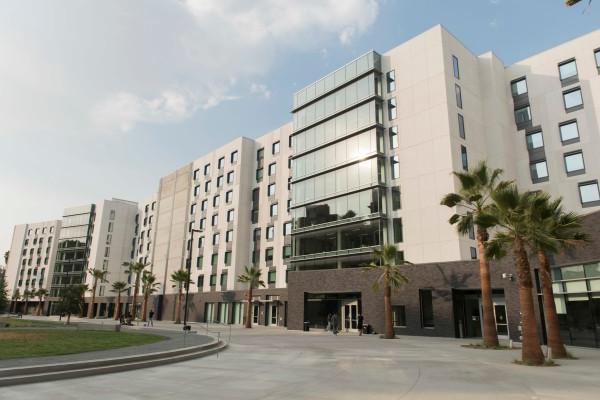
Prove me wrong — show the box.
[303,321,310,332]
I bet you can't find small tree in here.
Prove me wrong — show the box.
[170,269,191,324]
[11,289,21,313]
[237,266,265,329]
[111,281,128,320]
[22,289,32,315]
[34,288,48,316]
[365,244,409,339]
[56,285,87,325]
[0,270,8,313]
[123,262,147,320]
[141,271,160,322]
[86,268,108,319]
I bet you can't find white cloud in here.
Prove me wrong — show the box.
[250,83,272,99]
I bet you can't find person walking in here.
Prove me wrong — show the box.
[148,309,154,327]
[331,313,339,335]
[358,314,364,336]
[326,313,332,332]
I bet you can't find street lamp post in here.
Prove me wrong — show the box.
[183,228,202,331]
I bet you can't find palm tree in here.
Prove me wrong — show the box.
[141,271,160,322]
[566,0,591,6]
[11,289,21,314]
[441,161,510,348]
[237,266,265,329]
[86,268,108,319]
[123,261,147,320]
[484,185,545,365]
[528,193,587,359]
[22,289,32,315]
[170,269,191,324]
[365,244,409,339]
[34,288,48,316]
[111,281,128,320]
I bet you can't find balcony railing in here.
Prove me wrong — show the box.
[290,245,379,263]
[291,212,383,235]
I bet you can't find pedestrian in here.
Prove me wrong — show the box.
[326,313,332,332]
[331,313,339,335]
[119,313,125,325]
[148,309,154,327]
[358,314,364,336]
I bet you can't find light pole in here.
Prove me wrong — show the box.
[183,228,202,331]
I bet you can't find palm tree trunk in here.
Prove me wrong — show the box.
[383,272,394,339]
[66,313,71,325]
[245,288,253,329]
[537,251,568,358]
[87,282,97,319]
[35,301,42,316]
[132,277,139,320]
[514,239,544,365]
[23,300,28,315]
[115,293,121,320]
[142,292,148,322]
[174,287,182,324]
[477,227,499,347]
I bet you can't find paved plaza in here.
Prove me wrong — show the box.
[1,318,599,399]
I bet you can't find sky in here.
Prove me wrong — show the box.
[1,0,599,254]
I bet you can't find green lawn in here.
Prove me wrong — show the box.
[0,317,64,328]
[0,324,165,360]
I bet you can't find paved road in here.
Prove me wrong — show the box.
[1,321,599,399]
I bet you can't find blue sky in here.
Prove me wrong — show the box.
[1,0,599,254]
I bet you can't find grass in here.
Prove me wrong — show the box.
[0,322,165,360]
[0,317,64,328]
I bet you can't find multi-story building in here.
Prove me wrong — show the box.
[4,220,61,314]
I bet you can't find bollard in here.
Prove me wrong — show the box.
[509,339,513,349]
[547,347,552,361]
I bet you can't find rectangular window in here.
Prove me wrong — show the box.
[272,141,280,154]
[193,169,200,180]
[283,245,292,259]
[217,175,224,187]
[268,162,277,176]
[558,59,578,81]
[257,148,264,161]
[387,98,397,120]
[211,214,218,226]
[268,270,276,284]
[225,190,233,203]
[218,157,225,169]
[205,181,211,193]
[256,168,263,182]
[470,247,477,260]
[564,151,585,174]
[559,120,579,143]
[196,256,203,269]
[213,195,220,207]
[389,126,398,149]
[460,145,468,171]
[390,155,400,179]
[452,55,460,79]
[198,236,204,248]
[419,289,434,328]
[393,218,403,243]
[227,171,235,184]
[268,183,276,196]
[283,222,292,236]
[200,218,206,229]
[189,221,195,232]
[511,77,528,96]
[224,251,232,266]
[201,199,207,211]
[392,187,401,210]
[265,247,274,262]
[563,88,583,111]
[212,233,220,245]
[220,272,228,287]
[104,247,110,257]
[386,70,396,92]
[455,84,462,109]
[226,230,233,242]
[211,254,218,267]
[595,49,600,68]
[266,226,275,240]
[392,305,406,327]
[230,150,238,163]
[270,203,278,217]
[197,275,204,288]
[210,274,217,286]
[253,228,261,241]
[514,105,531,124]
[204,163,211,175]
[530,160,549,182]
[227,209,234,222]
[579,181,600,206]
[525,131,544,150]
[458,114,465,139]
[190,203,196,215]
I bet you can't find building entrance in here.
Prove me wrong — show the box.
[304,292,361,330]
[453,289,507,339]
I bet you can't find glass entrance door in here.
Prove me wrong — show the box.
[494,301,509,338]
[341,300,358,332]
[269,303,278,326]
[252,304,259,325]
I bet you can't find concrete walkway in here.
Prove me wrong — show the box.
[2,319,600,399]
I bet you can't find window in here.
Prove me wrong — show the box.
[419,289,434,328]
[253,228,261,241]
[530,160,549,182]
[227,171,235,184]
[268,270,276,284]
[203,163,211,175]
[104,247,110,257]
[205,180,211,193]
[457,114,465,139]
[389,126,398,149]
[559,120,579,143]
[387,98,397,120]
[256,168,263,182]
[251,209,259,224]
[212,233,220,245]
[231,150,238,163]
[452,55,460,79]
[268,183,276,196]
[190,203,196,214]
[226,230,233,242]
[201,199,208,211]
[390,156,399,179]
[558,59,577,81]
[268,162,277,176]
[200,218,206,229]
[227,209,234,222]
[213,195,220,207]
[511,78,528,96]
[270,203,278,217]
[210,274,217,286]
[257,148,264,161]
[272,141,280,155]
[197,275,204,288]
[470,247,477,260]
[283,245,292,259]
[514,105,531,125]
[392,305,406,327]
[579,181,600,206]
[460,145,468,171]
[595,49,600,68]
[194,185,200,196]
[386,70,396,92]
[526,131,544,150]
[225,190,233,203]
[218,157,225,169]
[196,256,203,269]
[193,169,200,180]
[283,222,292,236]
[224,251,232,266]
[211,214,219,226]
[220,272,228,287]
[265,247,274,262]
[198,236,204,248]
[455,84,462,109]
[393,218,403,243]
[109,210,116,220]
[217,175,224,187]
[563,88,583,111]
[266,226,275,240]
[211,254,218,267]
[564,151,585,175]
[468,225,475,240]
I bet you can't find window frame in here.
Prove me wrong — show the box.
[510,77,528,97]
[455,84,462,109]
[525,130,544,151]
[562,87,583,112]
[530,159,549,183]
[559,120,580,145]
[452,55,460,79]
[563,150,585,176]
[578,180,600,207]
[558,58,578,82]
